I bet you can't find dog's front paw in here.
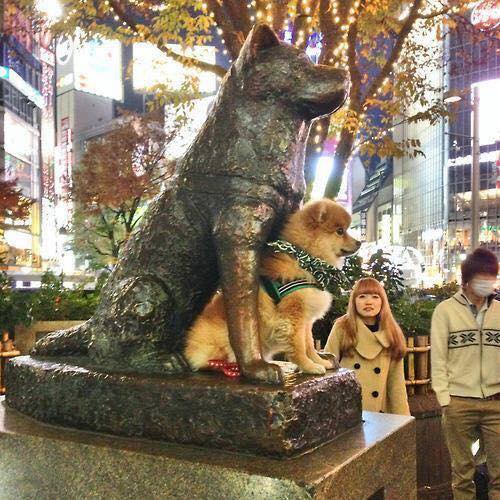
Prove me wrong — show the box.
[317,352,340,370]
[317,357,335,369]
[301,362,327,375]
[240,360,284,385]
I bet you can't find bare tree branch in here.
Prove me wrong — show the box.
[109,0,227,77]
[364,0,424,102]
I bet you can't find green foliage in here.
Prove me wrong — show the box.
[1,270,107,331]
[413,281,460,301]
[364,250,405,301]
[0,272,32,333]
[28,272,100,321]
[392,281,459,337]
[391,297,438,337]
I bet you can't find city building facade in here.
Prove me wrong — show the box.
[352,6,499,285]
[1,2,54,284]
[445,4,499,279]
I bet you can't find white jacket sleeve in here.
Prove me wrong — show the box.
[430,303,451,407]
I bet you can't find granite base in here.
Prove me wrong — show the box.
[6,356,362,457]
[0,399,416,500]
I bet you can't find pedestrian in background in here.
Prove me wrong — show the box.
[431,248,499,500]
[325,277,410,415]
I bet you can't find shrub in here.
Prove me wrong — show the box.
[392,296,438,337]
[0,271,31,333]
[29,271,100,321]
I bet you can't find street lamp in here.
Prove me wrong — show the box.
[443,89,464,104]
[444,86,481,250]
[35,0,62,23]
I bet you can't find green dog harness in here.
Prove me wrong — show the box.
[261,276,322,304]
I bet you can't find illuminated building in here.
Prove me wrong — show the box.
[352,4,499,285]
[445,2,499,280]
[0,2,54,284]
[53,32,128,274]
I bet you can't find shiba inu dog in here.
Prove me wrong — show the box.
[33,24,348,384]
[185,199,360,375]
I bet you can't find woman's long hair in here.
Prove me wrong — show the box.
[336,278,406,360]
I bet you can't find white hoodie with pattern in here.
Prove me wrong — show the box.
[431,291,500,407]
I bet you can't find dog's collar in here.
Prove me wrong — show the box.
[261,276,321,304]
[266,239,348,293]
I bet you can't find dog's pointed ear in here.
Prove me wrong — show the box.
[305,201,328,229]
[248,23,280,57]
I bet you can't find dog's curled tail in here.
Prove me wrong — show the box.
[31,322,91,357]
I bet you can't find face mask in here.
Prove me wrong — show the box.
[470,279,497,297]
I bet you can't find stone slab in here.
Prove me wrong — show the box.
[0,399,416,500]
[5,356,362,457]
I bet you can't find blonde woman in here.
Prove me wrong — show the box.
[325,277,410,415]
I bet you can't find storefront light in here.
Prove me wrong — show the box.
[4,230,33,250]
[0,66,44,108]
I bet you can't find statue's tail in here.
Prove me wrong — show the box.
[31,322,91,357]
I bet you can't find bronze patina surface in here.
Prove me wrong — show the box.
[1,400,416,500]
[31,23,348,384]
[6,356,361,457]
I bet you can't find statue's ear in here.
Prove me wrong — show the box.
[248,23,280,57]
[234,23,280,73]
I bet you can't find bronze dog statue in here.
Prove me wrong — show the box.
[33,24,348,384]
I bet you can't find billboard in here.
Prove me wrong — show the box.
[55,32,123,101]
[471,78,500,146]
[3,110,37,167]
[133,43,217,95]
[74,37,123,101]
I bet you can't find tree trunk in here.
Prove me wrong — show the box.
[303,116,331,201]
[323,129,355,200]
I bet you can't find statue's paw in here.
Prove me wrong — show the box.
[317,351,340,370]
[240,360,284,385]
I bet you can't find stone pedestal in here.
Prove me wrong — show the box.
[6,356,361,457]
[0,399,416,499]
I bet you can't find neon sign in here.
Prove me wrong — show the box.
[0,66,44,108]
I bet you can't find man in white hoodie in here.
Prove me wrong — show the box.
[431,248,499,500]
